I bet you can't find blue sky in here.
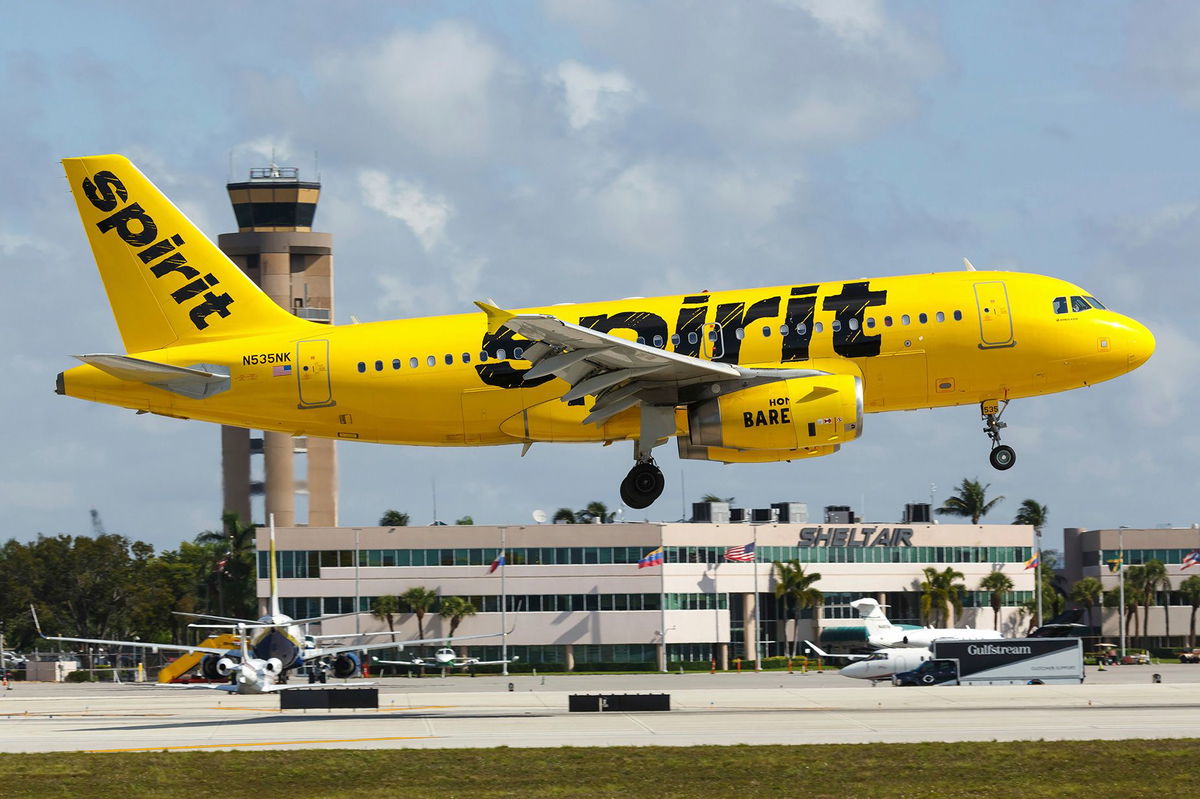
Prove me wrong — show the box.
[2,0,1196,552]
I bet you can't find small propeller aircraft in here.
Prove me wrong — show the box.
[378,647,518,677]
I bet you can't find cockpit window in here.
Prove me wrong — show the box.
[1052,297,1068,314]
[1085,296,1106,310]
[1071,295,1091,312]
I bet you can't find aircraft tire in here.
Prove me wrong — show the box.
[621,463,665,509]
[989,445,1016,470]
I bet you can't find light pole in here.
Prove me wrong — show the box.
[1118,528,1126,658]
[1035,528,1043,630]
[353,527,362,634]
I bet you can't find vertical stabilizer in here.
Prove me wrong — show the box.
[850,597,897,640]
[62,155,310,353]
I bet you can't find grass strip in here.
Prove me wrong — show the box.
[1,739,1196,798]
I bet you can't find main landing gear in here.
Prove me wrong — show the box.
[982,399,1016,471]
[620,405,673,509]
[621,459,665,509]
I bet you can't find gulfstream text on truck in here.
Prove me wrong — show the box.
[892,638,1084,686]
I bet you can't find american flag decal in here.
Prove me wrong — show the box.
[273,364,293,377]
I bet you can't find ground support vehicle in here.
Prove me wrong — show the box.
[893,638,1084,686]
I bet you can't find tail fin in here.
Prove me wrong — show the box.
[62,155,309,353]
[850,597,897,637]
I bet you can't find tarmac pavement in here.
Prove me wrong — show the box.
[2,663,1197,753]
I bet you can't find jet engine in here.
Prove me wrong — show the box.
[264,657,284,675]
[215,657,238,677]
[199,654,228,679]
[687,375,862,453]
[331,652,361,679]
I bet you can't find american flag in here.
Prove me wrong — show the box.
[1183,550,1200,570]
[272,364,292,377]
[724,542,756,562]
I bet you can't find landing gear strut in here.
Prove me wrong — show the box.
[982,399,1016,471]
[621,459,665,509]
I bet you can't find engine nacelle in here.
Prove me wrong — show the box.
[199,654,225,680]
[215,657,238,677]
[263,657,283,675]
[331,652,360,679]
[688,375,862,451]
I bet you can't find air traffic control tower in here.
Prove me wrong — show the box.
[217,163,337,527]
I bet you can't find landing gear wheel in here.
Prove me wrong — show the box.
[989,444,1016,471]
[621,462,665,509]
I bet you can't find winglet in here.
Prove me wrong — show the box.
[29,604,44,637]
[474,300,515,335]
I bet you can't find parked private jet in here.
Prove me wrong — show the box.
[803,640,933,682]
[852,598,1002,649]
[379,647,518,676]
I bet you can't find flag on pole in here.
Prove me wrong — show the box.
[1024,552,1040,570]
[724,542,756,562]
[488,550,506,574]
[638,546,665,569]
[1183,550,1200,570]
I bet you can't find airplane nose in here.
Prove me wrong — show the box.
[1125,318,1155,370]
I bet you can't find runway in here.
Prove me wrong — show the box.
[3,664,1198,753]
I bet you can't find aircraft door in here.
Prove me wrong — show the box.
[973,282,1015,349]
[297,339,335,408]
[701,322,724,360]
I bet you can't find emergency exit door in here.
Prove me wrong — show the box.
[973,281,1015,349]
[297,339,335,408]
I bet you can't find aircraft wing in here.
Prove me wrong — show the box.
[802,640,871,661]
[37,632,232,657]
[307,631,501,659]
[476,302,828,425]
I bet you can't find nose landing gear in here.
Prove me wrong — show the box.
[982,399,1016,471]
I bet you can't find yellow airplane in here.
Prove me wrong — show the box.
[57,155,1155,509]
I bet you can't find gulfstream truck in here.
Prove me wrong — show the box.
[892,638,1084,686]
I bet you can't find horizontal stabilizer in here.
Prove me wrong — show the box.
[75,354,230,399]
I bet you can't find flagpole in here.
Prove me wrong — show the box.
[500,525,508,677]
[659,537,668,673]
[1118,529,1126,659]
[753,525,761,672]
[1035,529,1043,630]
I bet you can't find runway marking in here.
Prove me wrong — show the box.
[208,705,452,713]
[87,735,435,753]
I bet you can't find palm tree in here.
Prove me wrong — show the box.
[400,586,439,640]
[772,561,822,656]
[379,510,410,527]
[195,511,257,618]
[552,508,576,524]
[1070,577,1104,633]
[701,493,735,503]
[1121,566,1146,639]
[936,479,1004,525]
[1180,575,1200,648]
[1140,559,1168,644]
[920,566,965,626]
[438,596,478,638]
[978,571,1014,632]
[371,594,401,642]
[1013,499,1049,534]
[577,502,616,524]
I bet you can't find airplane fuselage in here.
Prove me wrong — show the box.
[59,271,1154,449]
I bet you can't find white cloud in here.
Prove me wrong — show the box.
[590,163,684,255]
[553,60,642,129]
[359,169,453,252]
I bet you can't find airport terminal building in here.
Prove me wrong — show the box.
[259,520,1036,669]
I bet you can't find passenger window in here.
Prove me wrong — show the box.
[1086,296,1107,310]
[831,320,841,332]
[410,357,419,368]
[953,310,963,321]
[797,322,807,335]
[901,314,911,325]
[444,354,453,365]
[936,311,945,323]
[814,321,824,333]
[761,326,771,337]
[884,316,893,327]
[779,324,789,336]
[918,313,927,324]
[709,330,720,341]
[514,347,524,359]
[427,355,436,367]
[462,353,471,364]
[671,334,681,346]
[653,334,664,347]
[1071,296,1090,313]
[496,349,506,360]
[392,358,401,370]
[866,318,875,329]
[478,351,489,362]
[356,362,366,373]
[636,337,645,345]
[1053,297,1068,314]
[374,360,383,372]
[688,332,698,345]
[848,318,859,331]
[735,328,745,340]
